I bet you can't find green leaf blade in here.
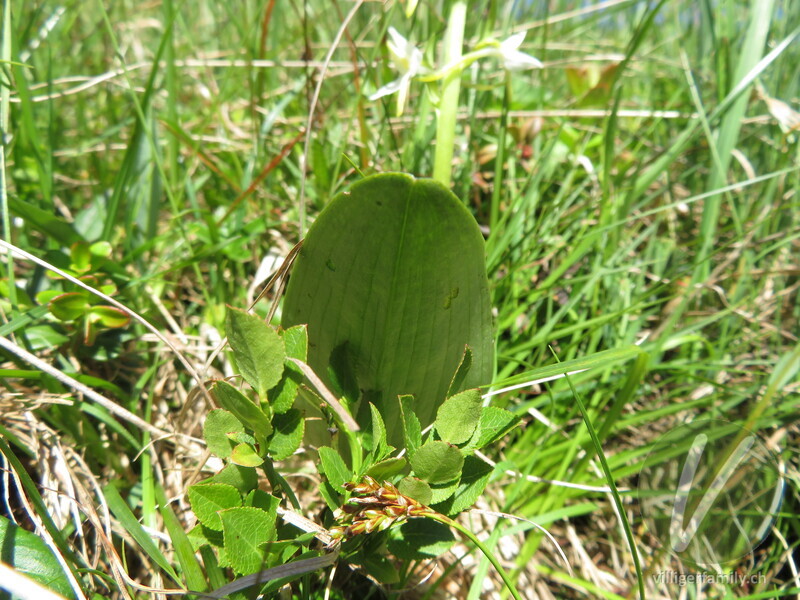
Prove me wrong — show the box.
[0,515,74,599]
[204,409,245,459]
[271,325,308,413]
[230,443,264,467]
[472,406,521,450]
[435,388,482,445]
[211,380,273,440]
[387,519,455,560]
[267,408,305,460]
[398,395,421,457]
[398,477,432,506]
[187,482,242,531]
[219,507,278,575]
[226,307,285,398]
[434,455,493,515]
[318,446,352,492]
[409,440,464,485]
[283,173,494,444]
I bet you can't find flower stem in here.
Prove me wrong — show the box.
[431,514,522,600]
[432,1,466,187]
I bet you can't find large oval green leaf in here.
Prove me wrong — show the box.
[283,173,493,442]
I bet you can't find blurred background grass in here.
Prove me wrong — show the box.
[1,0,799,598]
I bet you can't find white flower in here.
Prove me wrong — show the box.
[496,32,542,71]
[369,27,428,116]
[435,31,542,77]
[368,28,541,116]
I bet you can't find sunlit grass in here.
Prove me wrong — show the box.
[1,0,798,598]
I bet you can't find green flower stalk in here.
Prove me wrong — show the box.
[369,15,542,188]
[433,1,467,187]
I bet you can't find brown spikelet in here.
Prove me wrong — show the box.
[328,476,435,546]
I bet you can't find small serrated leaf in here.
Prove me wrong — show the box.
[244,490,281,538]
[226,431,257,445]
[387,519,454,560]
[472,406,521,449]
[398,395,421,457]
[230,443,264,467]
[433,455,493,515]
[409,440,464,484]
[243,489,280,517]
[318,446,352,492]
[219,507,278,575]
[435,389,482,445]
[319,481,341,510]
[187,483,242,531]
[187,523,224,551]
[282,324,308,360]
[369,402,393,461]
[204,409,244,459]
[366,457,407,480]
[428,478,460,504]
[225,307,285,398]
[397,477,432,505]
[217,545,231,568]
[270,325,308,413]
[268,408,304,460]
[211,380,273,440]
[363,552,401,584]
[209,463,257,494]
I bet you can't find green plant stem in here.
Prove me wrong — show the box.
[0,0,15,307]
[431,514,521,600]
[433,1,466,187]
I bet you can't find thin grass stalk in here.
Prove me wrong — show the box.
[490,77,510,232]
[433,514,523,600]
[695,0,774,281]
[557,352,646,600]
[0,0,14,306]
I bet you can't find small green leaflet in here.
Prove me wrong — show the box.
[435,388,482,445]
[220,507,278,575]
[203,409,244,459]
[187,483,242,531]
[409,440,464,484]
[211,380,273,441]
[225,307,285,399]
[318,446,352,492]
[268,408,304,460]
